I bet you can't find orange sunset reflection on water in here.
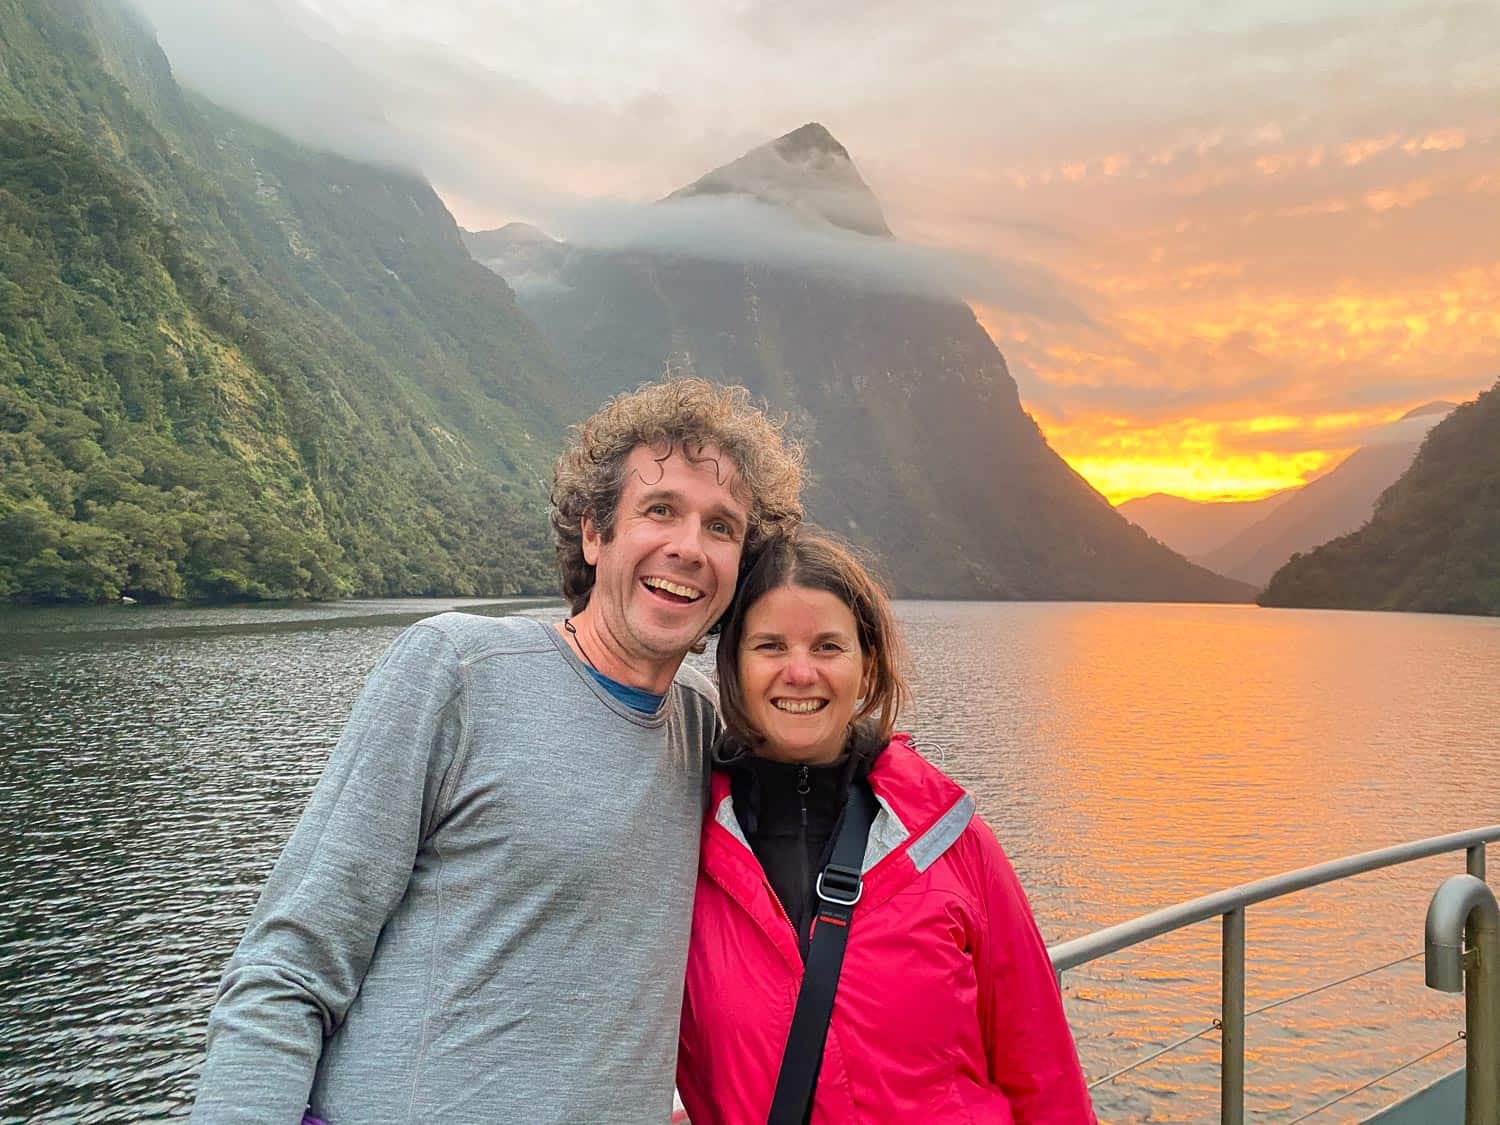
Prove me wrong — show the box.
[900,600,1500,1124]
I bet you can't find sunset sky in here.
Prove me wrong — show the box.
[139,0,1500,502]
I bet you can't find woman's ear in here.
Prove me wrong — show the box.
[860,648,878,700]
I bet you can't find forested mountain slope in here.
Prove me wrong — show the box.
[1260,382,1500,614]
[0,0,573,603]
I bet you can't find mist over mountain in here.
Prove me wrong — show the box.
[467,127,1251,602]
[1261,383,1500,614]
[0,0,575,603]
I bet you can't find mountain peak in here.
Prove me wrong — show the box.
[774,122,850,161]
[665,122,891,237]
[488,221,557,244]
[1400,400,1457,420]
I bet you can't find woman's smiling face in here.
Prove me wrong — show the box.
[738,584,871,765]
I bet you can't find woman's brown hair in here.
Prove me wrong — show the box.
[715,526,910,750]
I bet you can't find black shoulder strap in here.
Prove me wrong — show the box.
[766,782,879,1125]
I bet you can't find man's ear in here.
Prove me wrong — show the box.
[581,514,602,567]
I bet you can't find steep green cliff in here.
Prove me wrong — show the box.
[0,0,571,603]
[1260,380,1500,614]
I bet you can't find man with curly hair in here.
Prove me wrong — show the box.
[192,379,803,1125]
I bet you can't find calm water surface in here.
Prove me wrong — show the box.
[2,599,1498,1122]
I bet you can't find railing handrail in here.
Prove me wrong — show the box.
[1049,825,1500,973]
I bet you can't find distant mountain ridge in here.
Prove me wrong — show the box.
[1198,402,1455,587]
[1261,382,1499,614]
[1120,402,1456,588]
[1118,490,1296,560]
[467,127,1252,602]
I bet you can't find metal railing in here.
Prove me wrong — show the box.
[1047,825,1500,1124]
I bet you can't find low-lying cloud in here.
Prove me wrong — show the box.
[537,195,1099,327]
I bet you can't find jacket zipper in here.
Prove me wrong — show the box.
[797,765,810,958]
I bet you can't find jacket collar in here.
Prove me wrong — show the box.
[705,734,975,920]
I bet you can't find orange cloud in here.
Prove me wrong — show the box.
[1255,145,1325,176]
[1340,133,1401,166]
[976,262,1500,503]
[1048,266,1500,373]
[888,114,1500,512]
[1405,128,1467,153]
[1363,178,1435,212]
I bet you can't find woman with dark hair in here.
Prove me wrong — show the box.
[677,527,1095,1124]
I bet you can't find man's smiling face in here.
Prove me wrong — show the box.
[582,442,749,678]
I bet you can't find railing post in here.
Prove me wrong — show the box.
[1424,874,1500,1125]
[1469,842,1486,881]
[1467,931,1499,1125]
[1222,906,1245,1125]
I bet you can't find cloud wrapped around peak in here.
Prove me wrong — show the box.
[537,194,1098,327]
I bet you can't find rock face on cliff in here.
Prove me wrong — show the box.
[466,125,1251,601]
[1261,385,1500,615]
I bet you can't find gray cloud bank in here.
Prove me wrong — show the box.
[128,0,422,174]
[539,195,1097,326]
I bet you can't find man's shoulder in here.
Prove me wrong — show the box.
[409,612,554,664]
[670,661,717,712]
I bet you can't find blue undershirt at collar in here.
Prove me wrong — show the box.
[585,665,666,714]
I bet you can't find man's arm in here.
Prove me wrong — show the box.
[191,621,467,1123]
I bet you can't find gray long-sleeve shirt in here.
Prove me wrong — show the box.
[191,613,714,1124]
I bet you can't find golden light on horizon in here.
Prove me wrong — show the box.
[1039,412,1351,504]
[981,259,1500,506]
[1062,449,1341,505]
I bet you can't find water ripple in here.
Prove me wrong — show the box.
[3,600,1498,1122]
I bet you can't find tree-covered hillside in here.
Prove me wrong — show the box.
[0,0,573,603]
[1260,380,1500,614]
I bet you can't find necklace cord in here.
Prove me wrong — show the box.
[563,618,600,673]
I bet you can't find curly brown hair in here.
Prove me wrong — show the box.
[551,378,805,615]
[715,525,911,748]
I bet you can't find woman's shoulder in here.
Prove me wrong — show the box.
[868,733,968,808]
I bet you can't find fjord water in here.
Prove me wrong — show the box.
[2,601,1498,1122]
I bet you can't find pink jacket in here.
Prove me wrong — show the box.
[678,736,1097,1124]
